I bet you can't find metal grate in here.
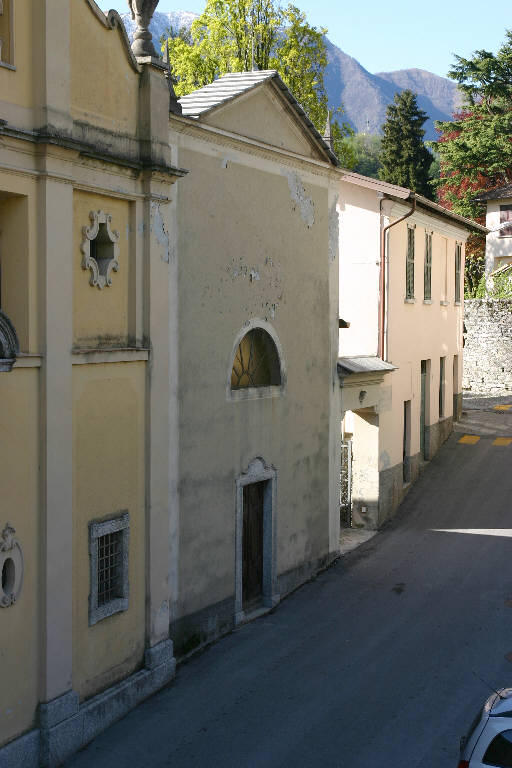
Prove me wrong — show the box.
[97,531,122,607]
[231,328,281,389]
[340,438,352,527]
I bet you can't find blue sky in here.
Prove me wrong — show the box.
[109,1,510,78]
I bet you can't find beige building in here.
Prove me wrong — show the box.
[337,173,487,528]
[0,2,340,765]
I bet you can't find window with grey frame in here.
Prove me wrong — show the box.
[424,232,432,300]
[231,328,281,390]
[499,204,512,237]
[406,226,415,299]
[88,512,129,626]
[455,243,462,302]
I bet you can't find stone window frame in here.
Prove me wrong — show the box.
[455,242,462,303]
[81,210,120,290]
[234,457,279,625]
[227,319,286,402]
[424,231,433,301]
[405,224,416,301]
[499,204,512,238]
[88,511,129,626]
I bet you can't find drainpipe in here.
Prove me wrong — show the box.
[379,194,416,360]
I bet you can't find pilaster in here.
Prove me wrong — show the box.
[33,0,72,133]
[37,176,74,705]
[143,176,175,647]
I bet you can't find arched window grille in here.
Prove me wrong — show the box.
[231,328,281,389]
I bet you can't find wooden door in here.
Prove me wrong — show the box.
[242,481,265,609]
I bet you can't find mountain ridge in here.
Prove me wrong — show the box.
[119,9,461,140]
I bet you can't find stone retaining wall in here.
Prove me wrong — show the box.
[463,299,512,394]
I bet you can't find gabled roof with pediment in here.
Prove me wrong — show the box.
[178,71,339,166]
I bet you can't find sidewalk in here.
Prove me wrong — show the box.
[463,392,512,410]
[339,527,377,555]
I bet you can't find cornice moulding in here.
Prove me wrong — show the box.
[169,115,337,180]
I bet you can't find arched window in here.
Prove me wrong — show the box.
[231,328,281,390]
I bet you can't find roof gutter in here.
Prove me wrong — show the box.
[379,194,416,360]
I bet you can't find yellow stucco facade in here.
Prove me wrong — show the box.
[0,1,185,761]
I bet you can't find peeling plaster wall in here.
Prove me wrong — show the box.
[150,201,171,263]
[284,170,315,228]
[173,137,332,651]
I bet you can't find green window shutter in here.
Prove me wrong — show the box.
[406,226,415,299]
[455,243,461,302]
[424,232,432,300]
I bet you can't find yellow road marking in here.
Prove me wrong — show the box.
[493,437,512,446]
[494,405,512,411]
[458,435,480,444]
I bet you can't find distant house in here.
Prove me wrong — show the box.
[337,173,487,528]
[474,183,512,279]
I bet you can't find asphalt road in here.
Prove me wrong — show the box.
[67,400,512,768]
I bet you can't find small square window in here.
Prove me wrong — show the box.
[89,512,129,626]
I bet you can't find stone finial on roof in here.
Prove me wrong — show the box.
[323,112,334,152]
[128,0,159,58]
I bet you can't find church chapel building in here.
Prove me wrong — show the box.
[169,70,341,653]
[0,2,340,764]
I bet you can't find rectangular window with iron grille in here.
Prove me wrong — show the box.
[455,243,462,302]
[88,512,129,626]
[424,232,432,300]
[406,226,415,299]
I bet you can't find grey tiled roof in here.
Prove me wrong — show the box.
[340,171,488,234]
[178,70,338,165]
[179,70,277,117]
[474,183,512,202]
[337,356,396,376]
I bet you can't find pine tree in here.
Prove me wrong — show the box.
[378,90,433,197]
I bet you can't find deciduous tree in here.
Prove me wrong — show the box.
[431,30,512,293]
[164,0,354,166]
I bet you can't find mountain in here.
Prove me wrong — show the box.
[120,10,460,140]
[324,41,462,140]
[120,10,198,48]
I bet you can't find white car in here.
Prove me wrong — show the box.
[459,688,512,767]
